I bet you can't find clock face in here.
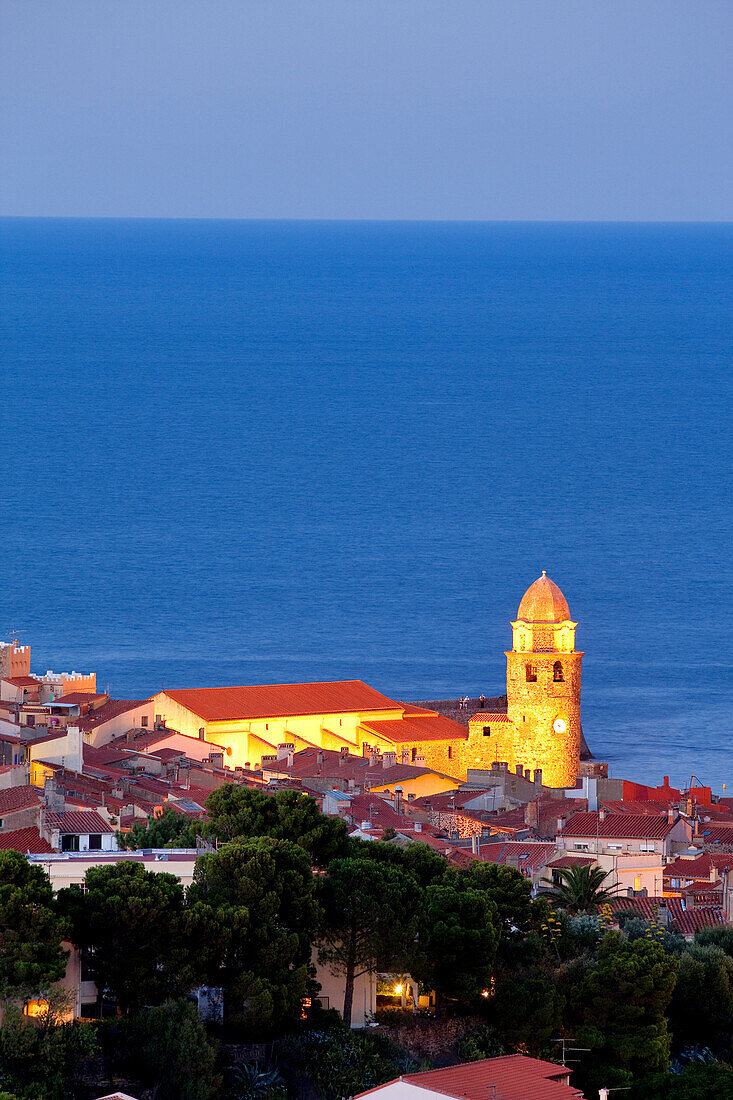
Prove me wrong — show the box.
[553,718,567,734]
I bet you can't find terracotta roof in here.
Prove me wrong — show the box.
[467,712,514,723]
[0,826,54,854]
[412,789,499,811]
[393,1054,581,1100]
[696,824,733,846]
[160,680,404,722]
[77,700,147,732]
[46,810,114,834]
[1,676,40,688]
[347,794,413,833]
[262,747,455,786]
[516,573,571,624]
[560,811,683,839]
[609,896,725,936]
[547,854,596,869]
[664,853,733,880]
[51,692,108,706]
[0,785,42,814]
[477,841,558,873]
[363,714,469,743]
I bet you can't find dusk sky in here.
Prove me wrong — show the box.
[2,0,732,221]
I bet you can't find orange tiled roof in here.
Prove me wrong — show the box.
[1,676,40,688]
[0,826,54,854]
[395,1054,582,1100]
[561,811,683,839]
[468,712,513,723]
[363,714,469,743]
[46,810,114,834]
[0,785,42,814]
[609,896,724,936]
[161,681,404,722]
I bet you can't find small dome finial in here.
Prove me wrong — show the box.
[541,570,546,577]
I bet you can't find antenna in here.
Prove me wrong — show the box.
[552,1038,590,1066]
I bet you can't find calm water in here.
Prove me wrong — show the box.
[1,219,731,791]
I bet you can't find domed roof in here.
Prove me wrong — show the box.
[516,571,571,622]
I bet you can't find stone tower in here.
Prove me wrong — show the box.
[505,572,582,788]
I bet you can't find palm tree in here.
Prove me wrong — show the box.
[545,863,618,914]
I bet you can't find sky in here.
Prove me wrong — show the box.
[1,1,732,221]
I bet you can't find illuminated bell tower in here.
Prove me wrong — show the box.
[505,571,582,788]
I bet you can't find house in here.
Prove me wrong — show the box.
[150,680,476,778]
[556,810,692,859]
[353,1054,584,1100]
[42,809,117,853]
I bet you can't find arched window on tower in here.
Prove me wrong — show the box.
[553,661,564,682]
[525,664,537,683]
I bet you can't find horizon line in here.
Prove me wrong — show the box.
[1,215,731,227]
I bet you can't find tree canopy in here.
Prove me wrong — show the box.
[0,850,67,1002]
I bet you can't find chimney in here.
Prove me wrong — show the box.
[286,750,294,768]
[340,746,350,762]
[277,743,294,761]
[533,769,542,786]
[383,751,397,769]
[317,750,325,768]
[401,749,410,765]
[414,822,422,832]
[198,727,206,741]
[415,753,426,767]
[667,807,674,823]
[471,834,479,855]
[524,800,539,828]
[394,787,403,814]
[599,808,607,822]
[557,815,566,833]
[244,762,251,770]
[516,765,524,776]
[369,749,380,768]
[65,725,83,774]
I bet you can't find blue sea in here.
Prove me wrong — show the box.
[2,219,731,791]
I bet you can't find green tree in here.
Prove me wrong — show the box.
[190,837,319,1032]
[414,883,499,1011]
[669,944,733,1053]
[58,861,193,1014]
[546,863,618,914]
[318,857,421,1027]
[0,1001,98,1100]
[117,806,200,850]
[489,974,563,1057]
[695,925,733,957]
[126,998,219,1100]
[0,850,67,1002]
[458,862,533,937]
[205,786,350,867]
[565,933,678,1093]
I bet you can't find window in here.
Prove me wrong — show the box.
[483,726,491,737]
[411,748,417,762]
[0,819,3,829]
[553,661,564,682]
[608,843,622,850]
[81,949,96,981]
[141,716,148,727]
[525,665,537,683]
[26,715,35,728]
[61,834,79,852]
[574,842,589,851]
[640,842,656,852]
[447,746,452,759]
[88,834,102,850]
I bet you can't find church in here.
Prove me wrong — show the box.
[150,573,583,788]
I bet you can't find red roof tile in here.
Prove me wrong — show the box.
[393,1054,582,1100]
[161,681,404,722]
[2,677,40,688]
[363,714,469,743]
[0,826,54,854]
[468,712,513,723]
[77,700,147,732]
[0,785,42,814]
[609,896,724,936]
[561,811,683,839]
[45,810,114,834]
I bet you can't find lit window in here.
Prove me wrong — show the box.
[553,661,564,682]
[525,665,537,683]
